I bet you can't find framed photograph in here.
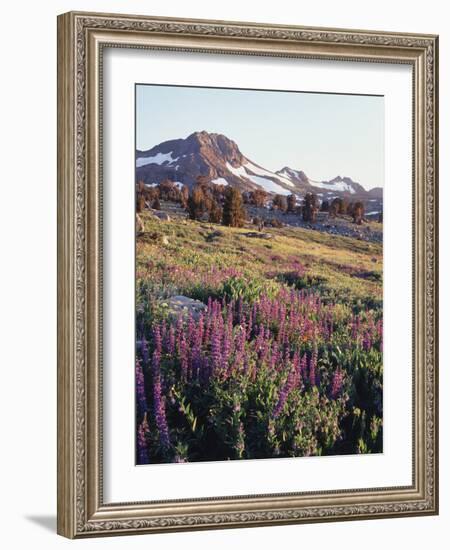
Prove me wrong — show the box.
[57,11,439,538]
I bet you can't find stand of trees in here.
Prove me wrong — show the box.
[329,197,366,224]
[248,189,268,208]
[329,197,348,217]
[137,176,371,228]
[136,180,160,212]
[184,176,247,227]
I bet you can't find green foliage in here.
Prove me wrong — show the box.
[221,276,263,303]
[148,357,351,462]
[221,275,279,304]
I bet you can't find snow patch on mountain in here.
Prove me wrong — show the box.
[211,177,229,186]
[136,151,178,167]
[225,162,247,179]
[311,180,356,194]
[244,162,293,187]
[246,175,291,195]
[226,162,292,194]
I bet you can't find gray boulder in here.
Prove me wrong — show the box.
[151,209,171,221]
[243,232,273,240]
[162,295,207,320]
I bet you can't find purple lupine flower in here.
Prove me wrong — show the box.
[136,359,148,418]
[187,313,195,344]
[151,326,170,450]
[268,341,278,371]
[254,324,264,354]
[203,313,211,345]
[247,309,253,337]
[377,319,383,339]
[330,369,344,399]
[222,327,232,374]
[327,310,334,338]
[233,324,246,373]
[309,345,317,387]
[190,338,201,381]
[175,314,184,351]
[291,351,301,387]
[300,353,308,381]
[210,327,222,376]
[141,335,149,366]
[167,326,175,355]
[362,331,372,351]
[197,313,205,342]
[179,334,189,380]
[273,367,296,419]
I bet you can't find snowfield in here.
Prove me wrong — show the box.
[226,162,249,179]
[311,180,356,194]
[136,151,178,167]
[245,174,291,195]
[244,161,293,188]
[226,162,292,195]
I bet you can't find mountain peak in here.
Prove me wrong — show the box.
[277,167,309,185]
[135,131,376,199]
[187,130,236,145]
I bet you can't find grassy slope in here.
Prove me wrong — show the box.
[137,212,382,308]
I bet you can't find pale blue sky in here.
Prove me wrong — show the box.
[136,84,384,190]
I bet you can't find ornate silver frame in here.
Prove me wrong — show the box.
[57,11,439,538]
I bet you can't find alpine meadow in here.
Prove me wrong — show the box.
[135,85,384,465]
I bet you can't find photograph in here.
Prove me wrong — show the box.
[134,84,384,465]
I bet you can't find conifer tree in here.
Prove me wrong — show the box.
[222,188,246,227]
[187,186,206,221]
[273,194,288,212]
[287,194,297,213]
[352,201,365,225]
[302,193,319,223]
[208,200,223,224]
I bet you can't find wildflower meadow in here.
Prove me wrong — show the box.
[135,206,383,464]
